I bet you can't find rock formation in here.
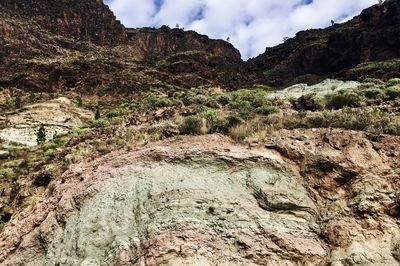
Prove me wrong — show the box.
[0,0,127,45]
[0,0,400,265]
[1,132,399,265]
[1,0,399,92]
[250,0,400,86]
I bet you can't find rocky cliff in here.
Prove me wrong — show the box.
[2,0,400,92]
[250,0,400,86]
[0,0,127,45]
[127,26,241,61]
[0,1,256,94]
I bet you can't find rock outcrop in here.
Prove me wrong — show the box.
[1,0,400,92]
[0,133,399,265]
[127,26,241,61]
[0,0,127,45]
[125,26,257,89]
[0,97,93,147]
[250,0,400,86]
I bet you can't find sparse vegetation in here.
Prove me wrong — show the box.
[229,124,251,142]
[1,79,400,207]
[255,106,279,115]
[260,108,400,135]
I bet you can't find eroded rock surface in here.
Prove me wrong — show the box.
[0,97,93,146]
[267,79,360,100]
[0,133,399,265]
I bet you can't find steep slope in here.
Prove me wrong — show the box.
[0,0,257,94]
[250,0,400,86]
[126,26,257,89]
[0,0,127,45]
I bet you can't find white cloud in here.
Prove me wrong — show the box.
[105,0,378,59]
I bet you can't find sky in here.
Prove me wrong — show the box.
[104,0,377,59]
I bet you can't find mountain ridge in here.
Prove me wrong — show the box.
[250,0,400,86]
[0,0,399,93]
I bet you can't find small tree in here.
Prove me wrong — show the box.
[331,20,335,26]
[226,37,230,42]
[95,106,101,120]
[14,95,22,109]
[37,124,46,144]
[175,24,180,28]
[77,97,83,107]
[283,37,289,42]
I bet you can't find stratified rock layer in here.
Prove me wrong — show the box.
[0,97,93,146]
[0,133,399,265]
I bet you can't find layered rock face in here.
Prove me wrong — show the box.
[0,97,93,147]
[127,26,241,61]
[1,133,399,265]
[1,0,400,93]
[0,0,257,93]
[250,0,400,86]
[0,0,127,45]
[125,26,257,88]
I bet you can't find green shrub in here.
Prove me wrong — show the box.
[199,107,228,132]
[226,114,243,128]
[386,78,400,87]
[263,107,399,135]
[199,107,219,123]
[363,78,384,85]
[179,116,207,135]
[43,149,56,158]
[44,142,62,150]
[0,168,15,180]
[383,86,400,100]
[185,94,219,108]
[228,100,252,118]
[14,95,22,109]
[147,122,180,139]
[90,118,110,128]
[197,106,229,132]
[363,78,385,85]
[37,124,46,144]
[325,89,364,109]
[109,116,125,125]
[140,93,175,111]
[364,88,384,99]
[230,89,269,108]
[255,106,279,115]
[95,107,101,120]
[212,93,232,105]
